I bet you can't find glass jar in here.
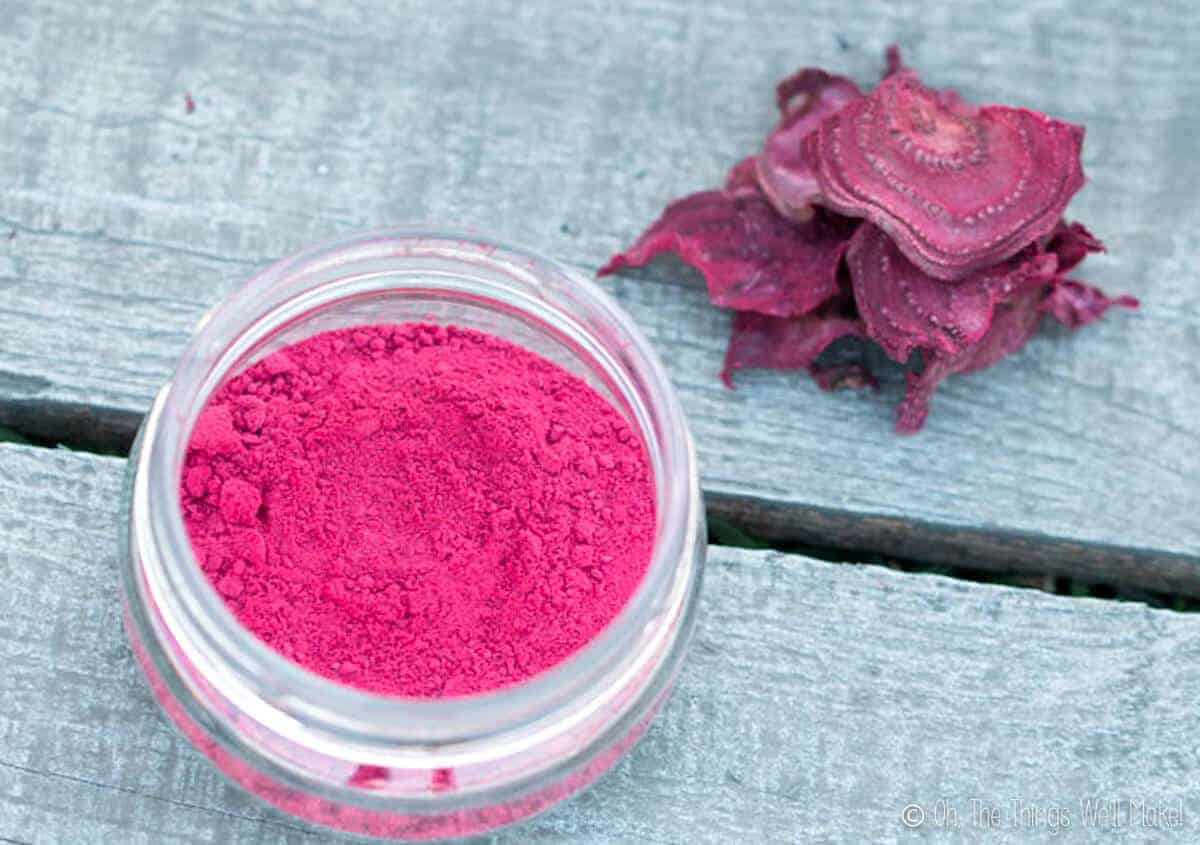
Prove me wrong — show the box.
[119,227,705,840]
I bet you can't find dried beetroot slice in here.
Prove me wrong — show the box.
[724,155,761,196]
[896,285,1045,433]
[847,224,1056,363]
[1042,278,1138,328]
[599,181,855,318]
[1046,220,1105,273]
[721,307,871,387]
[775,67,863,120]
[804,72,1086,281]
[758,69,863,222]
[601,51,1133,434]
[882,44,907,79]
[811,362,879,391]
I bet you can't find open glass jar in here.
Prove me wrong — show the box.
[119,228,705,840]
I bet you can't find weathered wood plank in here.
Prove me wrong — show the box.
[2,443,1198,843]
[0,1,1196,590]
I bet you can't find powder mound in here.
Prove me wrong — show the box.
[600,45,1137,432]
[181,323,656,698]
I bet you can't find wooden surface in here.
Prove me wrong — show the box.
[0,442,1196,844]
[0,2,1197,842]
[0,1,1195,593]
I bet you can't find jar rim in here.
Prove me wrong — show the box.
[130,226,703,762]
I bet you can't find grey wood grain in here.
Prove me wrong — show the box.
[2,442,1199,844]
[0,1,1196,589]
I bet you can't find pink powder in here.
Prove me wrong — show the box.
[180,323,656,697]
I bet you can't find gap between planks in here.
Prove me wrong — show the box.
[0,417,1195,607]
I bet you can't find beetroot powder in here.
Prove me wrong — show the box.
[180,322,656,697]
